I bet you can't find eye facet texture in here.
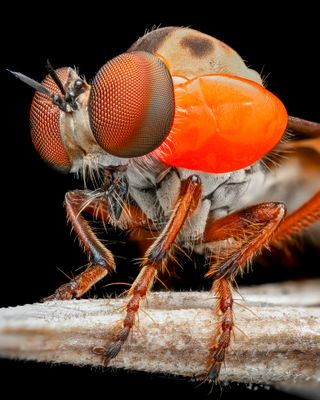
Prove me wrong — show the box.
[89,51,174,158]
[30,68,71,170]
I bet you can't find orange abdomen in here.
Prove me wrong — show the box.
[153,74,288,173]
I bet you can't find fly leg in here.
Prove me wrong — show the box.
[44,163,151,301]
[203,202,286,381]
[94,175,202,364]
[44,190,116,300]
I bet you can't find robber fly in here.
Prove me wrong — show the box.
[10,27,320,381]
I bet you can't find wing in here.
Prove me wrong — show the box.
[285,116,320,154]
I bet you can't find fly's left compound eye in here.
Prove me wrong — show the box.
[30,68,72,171]
[89,51,174,158]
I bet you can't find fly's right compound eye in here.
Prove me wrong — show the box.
[88,51,175,158]
[30,68,72,171]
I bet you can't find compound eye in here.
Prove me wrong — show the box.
[30,67,71,171]
[89,51,174,158]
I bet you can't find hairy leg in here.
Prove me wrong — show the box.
[203,202,286,381]
[94,175,202,363]
[44,190,115,300]
[45,190,149,301]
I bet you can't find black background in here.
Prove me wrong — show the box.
[1,3,319,399]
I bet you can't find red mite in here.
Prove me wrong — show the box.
[11,27,320,381]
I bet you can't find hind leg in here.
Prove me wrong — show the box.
[203,202,286,380]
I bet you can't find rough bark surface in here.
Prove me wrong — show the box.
[0,280,319,386]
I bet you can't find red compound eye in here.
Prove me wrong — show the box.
[153,74,288,173]
[89,51,174,158]
[30,68,71,171]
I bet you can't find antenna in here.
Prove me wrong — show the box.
[8,69,68,112]
[8,70,53,98]
[46,60,66,95]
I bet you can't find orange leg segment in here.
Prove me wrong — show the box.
[44,190,116,300]
[203,202,286,381]
[44,185,152,301]
[94,175,202,363]
[44,187,152,301]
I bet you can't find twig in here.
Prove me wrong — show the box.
[0,280,319,386]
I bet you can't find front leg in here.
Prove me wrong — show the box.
[94,175,202,363]
[44,190,116,300]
